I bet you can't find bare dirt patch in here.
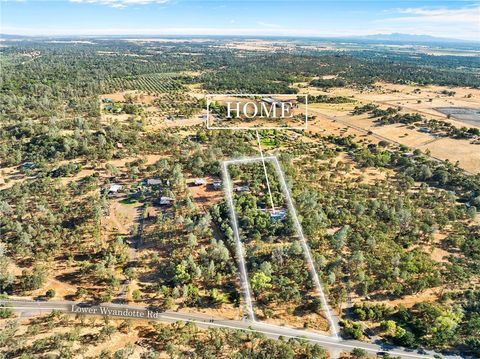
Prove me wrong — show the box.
[187,177,223,211]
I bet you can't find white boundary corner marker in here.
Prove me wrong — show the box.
[206,94,308,130]
[222,156,340,339]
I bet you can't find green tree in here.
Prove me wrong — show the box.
[250,272,272,295]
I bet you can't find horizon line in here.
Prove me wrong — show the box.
[2,32,479,43]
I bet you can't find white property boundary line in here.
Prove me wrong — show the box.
[222,155,340,339]
[206,94,308,130]
[222,160,256,321]
[256,131,276,213]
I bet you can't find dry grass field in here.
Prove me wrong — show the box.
[293,82,480,173]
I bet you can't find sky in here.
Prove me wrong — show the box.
[1,0,479,41]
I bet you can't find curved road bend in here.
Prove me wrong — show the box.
[0,299,463,359]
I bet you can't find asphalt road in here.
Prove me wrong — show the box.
[0,299,463,359]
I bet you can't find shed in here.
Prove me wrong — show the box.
[270,209,287,221]
[159,196,174,205]
[147,178,162,186]
[193,178,206,186]
[108,184,122,194]
[20,162,35,170]
[234,185,250,193]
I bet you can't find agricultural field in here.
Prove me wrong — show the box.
[105,73,186,94]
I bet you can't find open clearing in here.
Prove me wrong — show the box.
[294,81,480,173]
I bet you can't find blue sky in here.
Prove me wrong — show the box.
[1,0,479,40]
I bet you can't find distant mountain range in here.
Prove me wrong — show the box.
[353,33,477,44]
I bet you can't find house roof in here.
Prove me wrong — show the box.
[147,178,162,185]
[108,184,122,192]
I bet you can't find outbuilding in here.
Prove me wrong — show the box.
[193,178,206,186]
[108,184,123,195]
[159,196,174,205]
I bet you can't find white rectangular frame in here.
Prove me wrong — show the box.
[222,155,338,338]
[206,94,308,130]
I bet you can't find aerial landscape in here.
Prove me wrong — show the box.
[0,0,479,358]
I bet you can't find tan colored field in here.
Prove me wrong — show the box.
[222,40,296,52]
[352,287,442,309]
[0,165,26,190]
[101,91,158,105]
[299,81,480,122]
[296,82,480,173]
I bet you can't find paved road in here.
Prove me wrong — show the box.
[0,299,462,359]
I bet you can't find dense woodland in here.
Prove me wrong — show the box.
[1,39,480,357]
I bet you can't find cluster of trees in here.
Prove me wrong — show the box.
[321,131,480,208]
[351,104,480,141]
[2,39,478,132]
[351,297,480,356]
[123,156,240,310]
[1,38,479,356]
[273,130,479,355]
[0,117,145,167]
[298,94,355,104]
[0,177,101,274]
[309,78,347,89]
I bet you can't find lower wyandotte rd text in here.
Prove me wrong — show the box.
[71,305,162,319]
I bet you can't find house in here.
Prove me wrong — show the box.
[19,162,35,170]
[261,98,297,109]
[108,184,122,195]
[193,178,206,186]
[262,97,282,108]
[159,196,174,205]
[234,185,249,193]
[270,209,287,221]
[212,181,222,190]
[146,178,162,186]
